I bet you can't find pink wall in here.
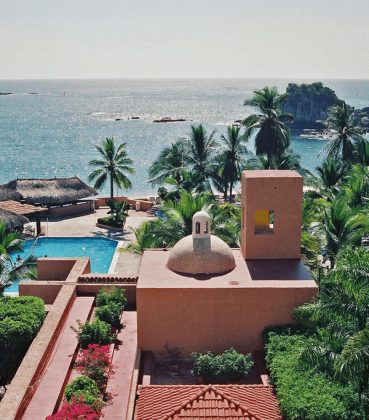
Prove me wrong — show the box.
[97,196,153,211]
[137,249,318,357]
[241,170,303,259]
[46,202,96,216]
[37,258,91,281]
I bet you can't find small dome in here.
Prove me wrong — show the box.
[167,234,236,275]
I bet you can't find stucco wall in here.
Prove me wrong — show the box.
[137,284,316,356]
[46,202,95,216]
[241,170,303,259]
[37,258,91,281]
[97,196,153,211]
[137,250,318,357]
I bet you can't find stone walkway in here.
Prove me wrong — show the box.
[26,207,153,276]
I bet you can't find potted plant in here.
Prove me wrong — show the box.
[97,199,131,229]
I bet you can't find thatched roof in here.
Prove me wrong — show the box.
[0,186,23,202]
[1,177,98,205]
[0,208,29,230]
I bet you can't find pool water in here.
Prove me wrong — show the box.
[8,237,118,292]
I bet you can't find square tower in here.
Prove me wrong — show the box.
[241,170,303,259]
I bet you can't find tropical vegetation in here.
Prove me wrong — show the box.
[88,137,135,203]
[243,86,294,169]
[191,348,254,382]
[142,84,369,418]
[0,219,37,295]
[0,296,45,387]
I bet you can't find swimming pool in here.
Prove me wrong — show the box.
[8,237,118,292]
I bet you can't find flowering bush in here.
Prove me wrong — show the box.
[64,376,103,410]
[76,344,114,382]
[46,395,103,420]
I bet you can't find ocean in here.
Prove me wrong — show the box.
[1,78,368,197]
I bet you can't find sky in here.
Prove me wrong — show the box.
[1,0,368,80]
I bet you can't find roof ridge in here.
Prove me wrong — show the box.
[159,385,212,420]
[211,385,265,420]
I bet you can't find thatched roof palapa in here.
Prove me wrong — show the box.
[1,177,98,205]
[0,186,24,202]
[0,209,29,230]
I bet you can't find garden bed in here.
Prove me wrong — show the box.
[150,354,262,385]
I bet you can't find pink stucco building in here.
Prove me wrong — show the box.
[137,170,317,355]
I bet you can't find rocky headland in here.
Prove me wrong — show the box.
[282,82,344,129]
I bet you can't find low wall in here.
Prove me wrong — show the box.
[46,201,97,217]
[37,258,91,281]
[20,258,91,304]
[97,196,153,211]
[0,285,77,420]
[77,283,137,305]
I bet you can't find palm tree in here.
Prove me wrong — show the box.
[217,125,248,201]
[295,248,369,415]
[88,138,135,203]
[0,219,37,295]
[186,124,218,188]
[159,191,216,245]
[319,103,367,163]
[163,168,210,200]
[124,220,163,255]
[304,158,347,203]
[320,198,369,261]
[0,221,24,255]
[0,253,37,295]
[242,87,294,169]
[148,139,186,186]
[256,148,307,175]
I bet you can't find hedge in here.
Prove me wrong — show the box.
[0,296,45,386]
[264,330,364,420]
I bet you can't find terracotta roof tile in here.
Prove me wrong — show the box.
[136,385,282,420]
[77,274,138,283]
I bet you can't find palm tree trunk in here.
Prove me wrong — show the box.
[110,173,114,203]
[229,182,233,203]
[268,152,274,169]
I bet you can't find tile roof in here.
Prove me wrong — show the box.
[0,199,46,215]
[77,274,138,283]
[136,384,282,420]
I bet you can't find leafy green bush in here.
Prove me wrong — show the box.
[265,331,364,420]
[192,348,253,382]
[0,296,45,386]
[96,286,127,310]
[217,348,254,381]
[72,319,115,349]
[95,301,122,327]
[65,376,100,407]
[191,351,217,381]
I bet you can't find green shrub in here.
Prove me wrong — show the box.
[217,348,254,381]
[96,286,127,310]
[191,348,253,382]
[265,332,364,420]
[72,319,115,349]
[191,351,217,381]
[95,302,122,327]
[65,376,99,401]
[64,376,103,410]
[0,296,45,386]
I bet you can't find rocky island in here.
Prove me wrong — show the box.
[282,82,344,129]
